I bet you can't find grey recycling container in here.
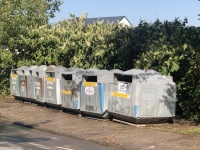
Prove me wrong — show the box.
[10,69,20,97]
[32,65,47,104]
[19,66,38,101]
[18,67,28,99]
[26,66,38,101]
[80,69,113,118]
[60,68,85,112]
[108,69,176,124]
[10,66,28,98]
[44,66,68,107]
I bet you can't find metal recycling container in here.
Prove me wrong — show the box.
[19,66,38,101]
[10,69,20,97]
[108,69,176,124]
[80,69,113,118]
[10,66,28,98]
[18,67,28,99]
[44,66,68,107]
[60,68,85,112]
[32,65,47,104]
[26,66,38,100]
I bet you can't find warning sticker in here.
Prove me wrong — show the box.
[83,82,97,87]
[35,82,40,87]
[47,81,54,86]
[85,87,95,95]
[111,92,130,99]
[61,90,72,95]
[118,83,127,93]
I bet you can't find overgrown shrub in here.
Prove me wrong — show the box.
[1,14,200,121]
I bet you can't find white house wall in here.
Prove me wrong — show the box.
[120,18,132,27]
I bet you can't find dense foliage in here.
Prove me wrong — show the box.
[133,19,200,121]
[0,0,62,96]
[0,2,199,121]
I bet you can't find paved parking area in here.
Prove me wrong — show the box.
[0,98,200,150]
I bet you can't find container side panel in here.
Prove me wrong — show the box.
[81,82,99,113]
[10,74,20,96]
[109,82,132,116]
[139,85,157,117]
[34,77,44,102]
[61,80,74,108]
[28,76,35,99]
[157,84,176,117]
[45,78,56,104]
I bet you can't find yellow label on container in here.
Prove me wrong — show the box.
[46,77,55,82]
[111,92,130,99]
[11,74,18,79]
[61,90,72,95]
[83,82,97,87]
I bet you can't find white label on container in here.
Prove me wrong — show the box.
[49,91,51,96]
[35,87,41,90]
[118,83,127,93]
[47,86,53,89]
[85,87,94,95]
[35,82,40,87]
[47,81,54,86]
[36,89,39,95]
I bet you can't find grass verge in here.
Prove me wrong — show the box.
[177,128,200,135]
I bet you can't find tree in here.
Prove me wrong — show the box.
[0,0,63,96]
[0,0,63,46]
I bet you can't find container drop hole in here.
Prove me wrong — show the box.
[62,74,72,80]
[114,74,132,83]
[11,70,18,74]
[83,76,97,82]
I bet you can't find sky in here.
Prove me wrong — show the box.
[49,0,200,27]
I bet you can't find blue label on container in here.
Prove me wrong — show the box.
[79,82,82,107]
[134,105,138,118]
[74,99,78,109]
[98,83,105,114]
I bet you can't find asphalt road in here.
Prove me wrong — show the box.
[0,121,119,150]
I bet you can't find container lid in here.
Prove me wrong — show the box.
[62,68,85,75]
[34,65,47,72]
[17,66,29,75]
[83,68,113,76]
[24,66,38,75]
[18,66,29,70]
[110,69,124,74]
[45,65,56,72]
[53,66,68,73]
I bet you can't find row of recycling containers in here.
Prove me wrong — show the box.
[10,65,176,124]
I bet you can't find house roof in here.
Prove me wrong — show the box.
[55,16,133,27]
[84,16,126,25]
